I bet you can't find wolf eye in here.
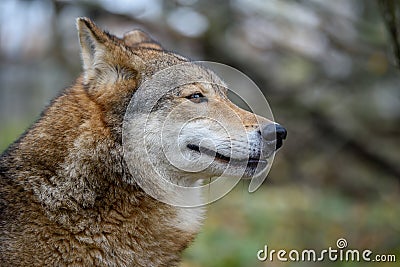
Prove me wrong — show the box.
[186,92,206,103]
[187,92,204,99]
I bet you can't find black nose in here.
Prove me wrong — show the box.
[261,124,287,150]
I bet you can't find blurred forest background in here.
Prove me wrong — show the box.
[0,0,399,266]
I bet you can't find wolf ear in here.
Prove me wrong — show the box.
[76,17,117,83]
[123,30,163,50]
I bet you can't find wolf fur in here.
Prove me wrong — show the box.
[0,18,280,266]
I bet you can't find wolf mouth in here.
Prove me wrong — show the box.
[186,144,266,169]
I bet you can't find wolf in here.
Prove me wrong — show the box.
[0,18,286,266]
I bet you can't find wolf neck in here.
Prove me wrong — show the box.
[127,161,206,232]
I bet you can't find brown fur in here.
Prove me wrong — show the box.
[0,18,196,266]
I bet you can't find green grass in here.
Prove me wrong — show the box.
[0,121,30,152]
[181,184,400,267]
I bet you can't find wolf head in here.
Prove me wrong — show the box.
[76,18,286,206]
